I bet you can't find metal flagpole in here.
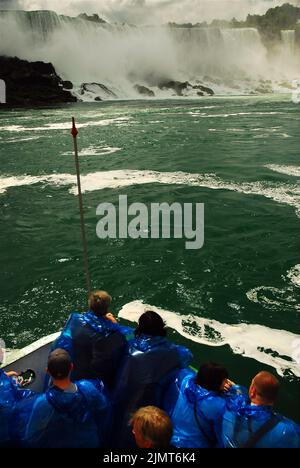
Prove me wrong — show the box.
[71,117,92,294]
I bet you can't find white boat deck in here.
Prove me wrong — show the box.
[2,333,60,392]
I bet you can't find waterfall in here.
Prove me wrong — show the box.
[170,27,266,78]
[0,10,63,39]
[281,30,296,56]
[221,28,264,56]
[0,10,299,99]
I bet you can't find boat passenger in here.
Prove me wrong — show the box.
[18,349,110,448]
[112,310,193,446]
[53,290,132,387]
[0,368,35,447]
[131,406,173,449]
[219,371,300,448]
[165,361,245,448]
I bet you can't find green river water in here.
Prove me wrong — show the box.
[0,95,299,422]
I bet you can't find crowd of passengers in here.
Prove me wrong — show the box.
[0,290,299,449]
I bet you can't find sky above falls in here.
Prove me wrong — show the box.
[0,0,299,24]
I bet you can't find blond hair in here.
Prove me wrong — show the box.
[88,290,112,316]
[131,406,173,448]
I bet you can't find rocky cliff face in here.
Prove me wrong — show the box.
[0,56,76,107]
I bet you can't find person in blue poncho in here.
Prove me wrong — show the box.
[220,371,300,448]
[18,349,110,448]
[112,310,193,447]
[53,290,133,387]
[164,361,245,448]
[0,368,35,447]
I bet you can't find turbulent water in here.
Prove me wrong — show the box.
[0,95,299,421]
[0,10,300,99]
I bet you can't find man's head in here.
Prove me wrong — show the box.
[196,362,229,392]
[135,311,167,338]
[88,290,112,317]
[249,371,280,406]
[131,406,173,449]
[47,349,73,381]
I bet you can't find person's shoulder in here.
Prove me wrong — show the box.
[116,324,134,337]
[77,378,105,395]
[179,367,196,384]
[222,390,248,414]
[71,311,88,322]
[28,393,49,412]
[266,415,300,448]
[64,312,84,327]
[0,369,10,385]
[276,415,300,433]
[170,342,193,367]
[77,379,109,408]
[201,391,227,413]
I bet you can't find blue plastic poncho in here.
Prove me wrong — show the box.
[165,369,246,448]
[0,369,35,447]
[18,379,110,448]
[114,334,193,404]
[220,396,300,448]
[112,335,193,447]
[53,311,133,384]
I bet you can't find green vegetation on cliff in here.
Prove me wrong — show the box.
[167,2,300,37]
[245,3,300,43]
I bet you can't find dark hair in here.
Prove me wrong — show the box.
[47,349,72,380]
[196,362,229,392]
[135,311,167,338]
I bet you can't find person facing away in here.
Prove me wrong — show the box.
[0,368,35,447]
[112,311,192,447]
[131,406,173,449]
[18,349,110,448]
[165,361,244,448]
[53,290,132,387]
[220,371,300,448]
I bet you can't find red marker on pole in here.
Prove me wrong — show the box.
[71,117,92,294]
[71,117,78,138]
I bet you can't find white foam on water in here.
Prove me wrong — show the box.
[72,170,300,218]
[0,117,131,133]
[0,173,76,194]
[287,265,300,288]
[62,145,122,157]
[226,128,246,133]
[190,112,283,119]
[0,169,299,218]
[119,300,300,378]
[4,136,43,143]
[265,165,300,177]
[246,286,287,308]
[246,265,300,312]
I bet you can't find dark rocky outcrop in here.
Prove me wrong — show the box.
[134,84,155,97]
[62,80,73,90]
[158,80,214,97]
[78,13,106,24]
[192,84,214,96]
[79,82,117,99]
[158,80,192,96]
[0,56,76,107]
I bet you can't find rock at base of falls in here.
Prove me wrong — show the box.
[0,56,77,107]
